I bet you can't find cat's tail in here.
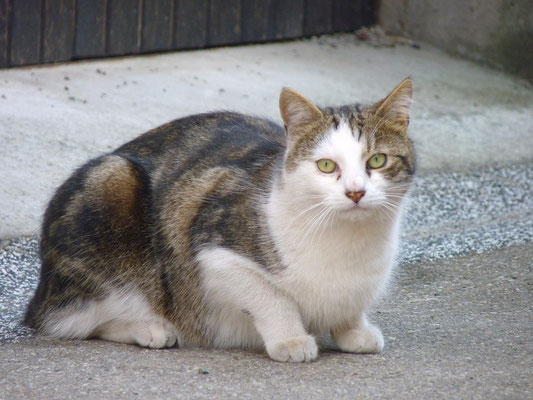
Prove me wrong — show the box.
[23,280,45,328]
[23,255,57,329]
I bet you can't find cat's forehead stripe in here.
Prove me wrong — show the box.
[323,106,364,141]
[331,115,340,130]
[339,116,362,142]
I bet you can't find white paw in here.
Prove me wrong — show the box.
[334,325,384,353]
[266,335,318,362]
[134,320,178,349]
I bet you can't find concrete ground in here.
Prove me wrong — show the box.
[1,34,532,238]
[0,34,532,399]
[1,245,531,400]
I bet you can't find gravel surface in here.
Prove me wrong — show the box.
[400,162,533,263]
[1,163,531,344]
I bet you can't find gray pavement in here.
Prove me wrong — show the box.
[1,33,532,399]
[1,244,531,399]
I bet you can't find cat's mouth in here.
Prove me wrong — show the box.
[342,202,369,214]
[338,205,373,222]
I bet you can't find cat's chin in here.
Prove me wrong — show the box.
[339,204,374,221]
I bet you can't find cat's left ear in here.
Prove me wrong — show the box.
[374,78,413,129]
[279,88,323,136]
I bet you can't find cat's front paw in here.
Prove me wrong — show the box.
[266,335,318,362]
[334,325,384,354]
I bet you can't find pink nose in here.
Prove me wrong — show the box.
[346,191,365,204]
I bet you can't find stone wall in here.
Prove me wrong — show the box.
[379,0,533,82]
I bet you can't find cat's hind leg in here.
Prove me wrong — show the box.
[30,155,177,348]
[43,290,178,349]
[94,319,177,348]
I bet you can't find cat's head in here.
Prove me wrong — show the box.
[278,78,415,221]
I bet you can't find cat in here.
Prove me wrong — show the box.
[24,78,415,362]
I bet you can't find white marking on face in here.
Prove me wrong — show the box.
[312,121,372,210]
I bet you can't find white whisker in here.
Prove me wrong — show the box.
[314,207,336,248]
[304,206,332,249]
[290,205,329,249]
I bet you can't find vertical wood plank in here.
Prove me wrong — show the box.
[0,0,9,66]
[242,0,303,43]
[10,0,41,65]
[207,0,241,46]
[173,0,208,49]
[241,0,271,42]
[42,0,75,63]
[332,0,362,32]
[269,0,303,39]
[75,0,107,58]
[107,0,141,56]
[304,0,333,36]
[142,0,172,52]
[361,0,376,26]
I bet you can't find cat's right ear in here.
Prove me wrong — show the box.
[279,88,323,136]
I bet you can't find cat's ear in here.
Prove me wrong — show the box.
[279,88,323,135]
[374,78,413,129]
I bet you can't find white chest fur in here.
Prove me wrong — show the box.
[267,193,401,334]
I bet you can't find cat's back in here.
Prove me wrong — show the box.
[114,112,286,177]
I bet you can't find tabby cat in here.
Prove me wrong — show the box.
[25,79,415,362]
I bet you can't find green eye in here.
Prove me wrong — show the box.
[367,154,387,169]
[317,159,337,173]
